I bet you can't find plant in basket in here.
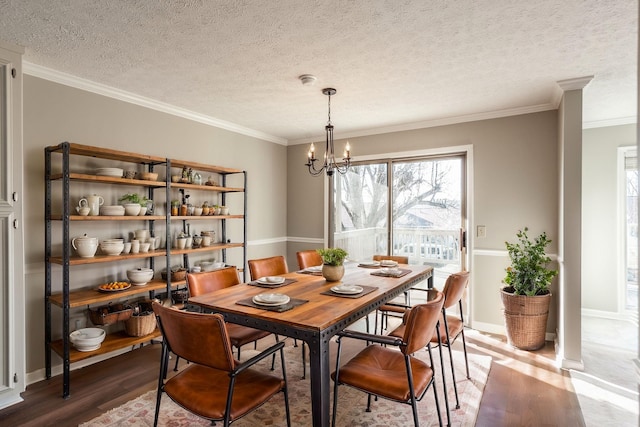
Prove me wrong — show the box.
[501,227,558,350]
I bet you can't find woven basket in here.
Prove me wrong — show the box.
[124,300,156,336]
[124,313,156,337]
[501,289,551,351]
[89,303,133,325]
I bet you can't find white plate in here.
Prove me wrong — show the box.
[252,293,290,306]
[304,265,323,273]
[257,276,286,285]
[380,260,398,267]
[380,267,401,275]
[359,261,380,267]
[331,285,363,295]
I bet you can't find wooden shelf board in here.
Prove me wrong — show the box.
[52,215,166,221]
[48,173,167,187]
[50,329,162,363]
[169,243,244,256]
[47,142,166,164]
[49,280,180,307]
[169,159,243,175]
[49,249,168,266]
[170,215,244,220]
[168,182,243,192]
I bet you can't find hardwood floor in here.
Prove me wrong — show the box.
[0,329,584,426]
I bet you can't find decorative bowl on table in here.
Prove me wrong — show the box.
[127,268,154,285]
[69,327,106,352]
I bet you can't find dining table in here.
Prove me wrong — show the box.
[188,262,433,427]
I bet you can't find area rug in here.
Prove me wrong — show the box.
[81,341,491,426]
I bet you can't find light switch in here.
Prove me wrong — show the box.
[477,225,486,238]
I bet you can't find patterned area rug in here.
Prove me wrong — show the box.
[81,341,491,426]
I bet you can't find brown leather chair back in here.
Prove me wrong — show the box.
[296,250,323,270]
[186,266,240,297]
[152,302,235,371]
[401,291,444,355]
[248,255,288,280]
[372,254,409,264]
[441,271,469,309]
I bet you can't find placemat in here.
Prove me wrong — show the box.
[320,285,378,299]
[298,269,323,276]
[247,278,298,288]
[357,263,381,269]
[370,268,411,278]
[236,296,308,312]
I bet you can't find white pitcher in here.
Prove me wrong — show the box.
[86,194,104,216]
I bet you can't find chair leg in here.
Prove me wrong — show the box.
[435,322,451,426]
[442,316,460,409]
[404,354,419,427]
[366,393,372,412]
[461,328,470,379]
[173,355,180,371]
[331,337,345,427]
[426,344,443,427]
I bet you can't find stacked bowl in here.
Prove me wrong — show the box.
[101,205,125,216]
[100,239,125,256]
[127,268,154,286]
[69,328,106,352]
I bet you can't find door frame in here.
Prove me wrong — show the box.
[325,144,474,316]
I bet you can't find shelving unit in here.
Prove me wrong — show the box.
[44,142,247,398]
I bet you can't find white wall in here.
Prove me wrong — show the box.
[582,123,636,314]
[24,75,288,376]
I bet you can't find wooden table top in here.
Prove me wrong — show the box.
[188,263,433,333]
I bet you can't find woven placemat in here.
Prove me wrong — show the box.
[236,296,308,312]
[370,268,411,278]
[320,285,378,299]
[247,278,298,288]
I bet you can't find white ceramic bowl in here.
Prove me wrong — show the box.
[101,205,125,216]
[200,261,216,272]
[95,167,124,177]
[70,327,106,352]
[100,242,124,256]
[123,203,141,216]
[127,268,154,285]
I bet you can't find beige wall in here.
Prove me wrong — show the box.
[287,111,560,332]
[582,123,636,313]
[24,76,287,374]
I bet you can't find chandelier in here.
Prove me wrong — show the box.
[305,88,351,176]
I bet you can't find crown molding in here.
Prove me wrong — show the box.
[556,75,594,91]
[289,103,557,145]
[583,116,637,129]
[22,62,287,145]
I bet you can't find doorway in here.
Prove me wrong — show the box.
[330,152,467,286]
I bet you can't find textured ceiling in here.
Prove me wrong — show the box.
[0,0,636,144]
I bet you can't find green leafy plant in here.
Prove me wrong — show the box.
[119,193,149,207]
[503,227,558,296]
[317,248,348,266]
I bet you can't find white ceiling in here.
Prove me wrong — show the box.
[0,0,636,144]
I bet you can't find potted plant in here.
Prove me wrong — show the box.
[317,248,348,282]
[119,193,149,216]
[501,227,558,350]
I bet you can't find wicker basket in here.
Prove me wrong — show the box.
[89,303,133,325]
[124,300,156,337]
[501,289,551,351]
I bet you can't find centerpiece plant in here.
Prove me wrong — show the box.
[119,193,149,207]
[501,227,558,350]
[317,248,348,281]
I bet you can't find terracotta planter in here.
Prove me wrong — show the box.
[322,264,344,282]
[501,287,551,351]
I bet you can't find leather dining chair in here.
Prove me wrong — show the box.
[386,271,470,423]
[248,255,311,378]
[186,267,275,360]
[331,291,445,427]
[429,271,470,409]
[151,302,291,427]
[373,255,410,333]
[248,255,289,280]
[296,249,323,270]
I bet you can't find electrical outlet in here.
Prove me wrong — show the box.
[477,225,486,238]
